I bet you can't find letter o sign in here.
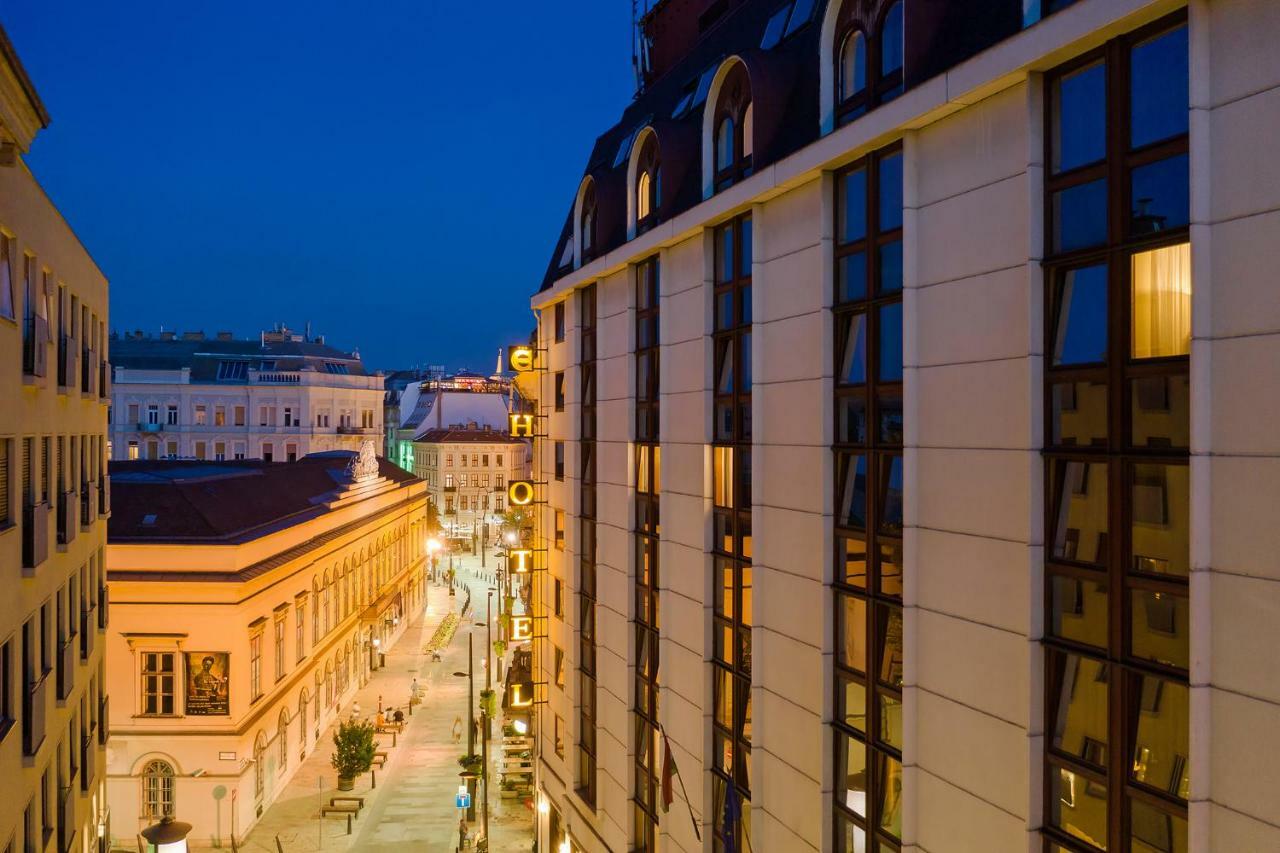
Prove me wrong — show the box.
[508,480,535,506]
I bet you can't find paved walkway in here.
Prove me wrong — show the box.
[240,549,534,853]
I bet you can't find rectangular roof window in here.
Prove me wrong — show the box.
[784,0,816,38]
[216,361,248,381]
[760,6,791,49]
[691,66,718,109]
[613,127,640,168]
[325,362,350,375]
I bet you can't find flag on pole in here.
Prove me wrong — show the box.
[661,728,676,813]
[658,724,701,841]
[724,775,741,853]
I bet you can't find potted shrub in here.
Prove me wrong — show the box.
[492,639,506,658]
[479,688,497,718]
[331,719,376,791]
[458,752,483,776]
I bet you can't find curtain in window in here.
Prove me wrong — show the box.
[1131,243,1191,358]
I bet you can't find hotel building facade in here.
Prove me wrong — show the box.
[527,1,1280,852]
[0,23,111,853]
[102,448,428,847]
[108,327,384,464]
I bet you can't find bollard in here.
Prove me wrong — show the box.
[392,731,398,747]
[371,769,377,789]
[347,814,352,835]
[275,835,285,853]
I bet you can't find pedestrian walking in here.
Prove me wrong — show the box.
[352,700,361,720]
[458,817,468,850]
[452,716,463,743]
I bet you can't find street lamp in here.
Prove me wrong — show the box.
[452,630,485,831]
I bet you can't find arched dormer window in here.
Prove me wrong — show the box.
[712,64,753,192]
[834,0,905,127]
[580,182,598,263]
[636,134,661,234]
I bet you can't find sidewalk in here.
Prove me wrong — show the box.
[240,548,533,852]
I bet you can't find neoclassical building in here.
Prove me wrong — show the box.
[527,1,1279,852]
[0,21,111,853]
[103,448,429,847]
[108,326,384,463]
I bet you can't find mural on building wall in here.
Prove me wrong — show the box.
[185,652,231,715]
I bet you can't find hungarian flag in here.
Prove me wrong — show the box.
[661,727,677,813]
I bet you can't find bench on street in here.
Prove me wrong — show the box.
[320,804,359,818]
[330,796,365,810]
[372,752,388,768]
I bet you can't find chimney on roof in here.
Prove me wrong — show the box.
[182,331,205,341]
[160,331,176,341]
[216,331,234,341]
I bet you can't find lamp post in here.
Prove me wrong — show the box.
[453,630,477,822]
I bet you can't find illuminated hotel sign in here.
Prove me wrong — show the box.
[508,344,536,373]
[507,479,536,506]
[508,549,534,573]
[509,413,534,437]
[510,615,534,642]
[508,681,534,708]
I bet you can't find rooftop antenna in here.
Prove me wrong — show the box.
[632,0,653,94]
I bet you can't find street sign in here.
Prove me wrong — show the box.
[456,790,472,809]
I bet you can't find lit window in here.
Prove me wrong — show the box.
[141,760,175,819]
[1131,243,1191,359]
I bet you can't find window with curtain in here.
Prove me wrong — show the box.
[1042,14,1190,852]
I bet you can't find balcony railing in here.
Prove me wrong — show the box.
[57,491,77,546]
[22,316,48,377]
[80,483,98,530]
[57,784,75,853]
[254,371,301,384]
[57,334,71,387]
[23,671,48,755]
[80,731,95,792]
[80,607,96,660]
[22,502,49,569]
[137,422,164,433]
[56,639,75,701]
[337,425,378,435]
[81,346,94,394]
[97,695,108,746]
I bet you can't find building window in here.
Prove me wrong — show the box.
[711,214,752,853]
[140,652,176,716]
[147,404,159,425]
[554,441,565,481]
[284,407,295,427]
[712,64,753,192]
[127,441,139,461]
[141,759,175,820]
[554,509,565,550]
[580,183,598,264]
[554,715,566,759]
[0,639,13,739]
[274,617,286,681]
[262,443,273,463]
[554,372,566,411]
[553,577,564,617]
[0,439,8,530]
[234,406,246,427]
[214,406,226,426]
[194,405,207,426]
[278,709,290,773]
[834,0,905,126]
[296,603,306,663]
[577,283,598,805]
[0,234,14,320]
[634,253,662,852]
[253,733,266,798]
[166,405,179,426]
[1043,17,1190,852]
[250,632,263,702]
[636,133,661,233]
[831,142,904,853]
[554,301,566,342]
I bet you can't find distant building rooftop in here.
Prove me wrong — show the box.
[108,452,417,545]
[415,428,522,444]
[109,325,374,382]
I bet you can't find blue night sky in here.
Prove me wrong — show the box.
[0,0,634,371]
